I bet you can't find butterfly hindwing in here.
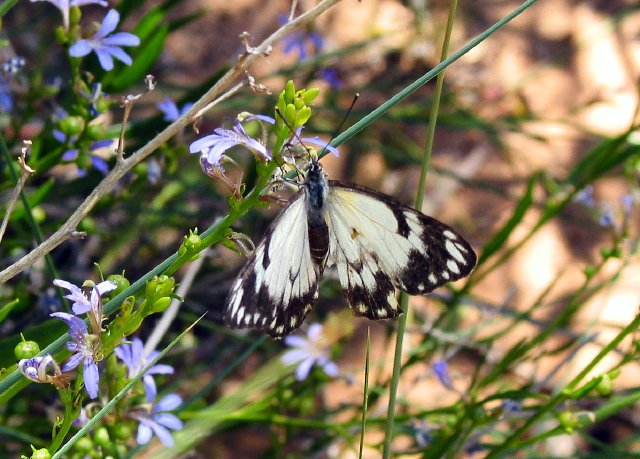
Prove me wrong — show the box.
[325,181,476,318]
[224,190,320,337]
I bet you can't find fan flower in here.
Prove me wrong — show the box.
[281,323,338,381]
[288,126,340,157]
[432,360,454,390]
[53,278,116,315]
[189,120,271,170]
[69,9,140,71]
[115,337,174,400]
[157,97,193,122]
[280,15,324,60]
[50,312,101,398]
[131,393,183,447]
[30,0,108,30]
[18,355,69,389]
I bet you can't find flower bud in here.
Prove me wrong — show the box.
[15,340,40,359]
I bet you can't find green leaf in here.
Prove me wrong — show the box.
[0,299,18,324]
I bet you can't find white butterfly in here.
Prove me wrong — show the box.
[225,158,476,338]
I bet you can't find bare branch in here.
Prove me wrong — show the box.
[0,141,35,245]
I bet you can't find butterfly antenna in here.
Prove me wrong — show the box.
[321,93,359,158]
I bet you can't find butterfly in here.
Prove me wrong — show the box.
[225,158,477,338]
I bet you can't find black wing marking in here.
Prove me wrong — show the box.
[325,181,476,318]
[224,190,321,338]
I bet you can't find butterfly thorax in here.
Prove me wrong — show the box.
[304,161,330,270]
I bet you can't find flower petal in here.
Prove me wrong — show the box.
[83,359,100,398]
[97,9,120,39]
[62,352,83,371]
[103,32,140,47]
[50,312,87,340]
[69,40,92,57]
[156,393,182,411]
[154,413,183,431]
[136,422,153,445]
[94,48,115,71]
[103,46,133,65]
[294,357,315,381]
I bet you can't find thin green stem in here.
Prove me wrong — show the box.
[382,0,458,456]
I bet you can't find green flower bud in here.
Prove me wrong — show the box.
[284,104,296,126]
[595,374,613,396]
[150,296,172,313]
[69,6,82,25]
[30,448,51,459]
[75,437,93,453]
[32,206,46,224]
[94,427,110,447]
[86,124,104,140]
[284,80,295,103]
[60,116,85,136]
[294,106,312,127]
[107,274,130,296]
[15,340,40,360]
[113,423,132,441]
[302,87,320,104]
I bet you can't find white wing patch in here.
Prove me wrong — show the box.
[224,191,321,337]
[324,182,476,319]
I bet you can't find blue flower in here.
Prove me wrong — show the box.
[132,393,183,447]
[18,355,67,389]
[53,278,116,315]
[281,323,338,381]
[289,126,340,157]
[50,312,101,398]
[318,68,343,89]
[432,360,454,390]
[189,120,271,169]
[69,9,140,71]
[30,0,108,30]
[157,97,193,122]
[280,15,324,60]
[599,210,615,228]
[575,185,595,207]
[2,56,26,75]
[57,137,114,176]
[115,337,174,401]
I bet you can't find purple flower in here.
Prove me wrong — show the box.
[432,360,454,390]
[0,76,13,112]
[69,9,140,71]
[599,210,615,228]
[132,393,183,447]
[318,68,343,89]
[281,323,338,381]
[53,279,116,315]
[280,15,324,60]
[2,56,26,75]
[620,194,634,215]
[50,312,100,398]
[18,355,67,388]
[115,337,174,401]
[157,98,193,122]
[502,399,522,413]
[575,186,595,208]
[30,0,108,30]
[289,126,340,157]
[189,120,271,169]
[59,138,114,176]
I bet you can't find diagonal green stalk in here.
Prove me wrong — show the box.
[382,0,458,456]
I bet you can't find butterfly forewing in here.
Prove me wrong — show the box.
[224,190,320,337]
[325,181,476,318]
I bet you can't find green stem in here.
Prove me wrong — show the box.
[383,0,457,455]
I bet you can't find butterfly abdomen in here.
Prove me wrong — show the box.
[305,160,330,270]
